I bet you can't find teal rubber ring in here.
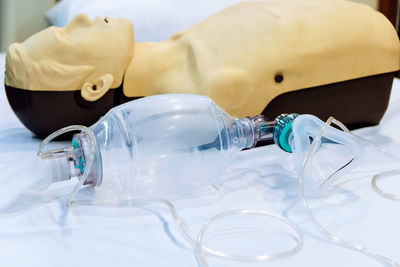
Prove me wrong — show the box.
[72,138,79,149]
[72,137,85,174]
[278,120,293,153]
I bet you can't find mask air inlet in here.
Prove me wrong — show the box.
[37,125,103,206]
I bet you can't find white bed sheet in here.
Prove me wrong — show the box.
[1,51,400,266]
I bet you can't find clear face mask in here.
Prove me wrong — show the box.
[3,94,399,266]
[290,115,363,197]
[288,115,400,266]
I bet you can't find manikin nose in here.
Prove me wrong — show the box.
[70,13,93,27]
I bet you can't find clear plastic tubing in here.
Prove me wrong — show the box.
[71,198,304,266]
[354,136,400,201]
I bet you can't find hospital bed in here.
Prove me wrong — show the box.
[1,50,400,266]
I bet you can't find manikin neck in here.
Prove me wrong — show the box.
[123,40,198,97]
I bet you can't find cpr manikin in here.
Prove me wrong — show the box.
[4,0,400,137]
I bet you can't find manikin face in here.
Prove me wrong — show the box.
[21,13,135,90]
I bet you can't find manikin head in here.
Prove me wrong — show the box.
[5,14,134,101]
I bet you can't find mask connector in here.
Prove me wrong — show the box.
[273,113,299,153]
[249,115,276,147]
[234,114,299,150]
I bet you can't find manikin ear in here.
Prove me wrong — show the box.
[81,74,114,101]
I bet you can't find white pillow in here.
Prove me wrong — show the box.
[46,0,244,42]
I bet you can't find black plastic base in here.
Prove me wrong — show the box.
[5,71,395,141]
[256,71,395,147]
[262,72,394,129]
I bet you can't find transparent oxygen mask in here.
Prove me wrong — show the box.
[274,114,400,266]
[290,115,363,197]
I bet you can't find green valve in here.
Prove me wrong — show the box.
[273,113,298,153]
[72,137,85,174]
[72,138,79,149]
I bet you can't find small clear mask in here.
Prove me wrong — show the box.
[290,115,363,197]
[283,114,400,266]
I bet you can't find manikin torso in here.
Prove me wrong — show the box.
[122,0,399,117]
